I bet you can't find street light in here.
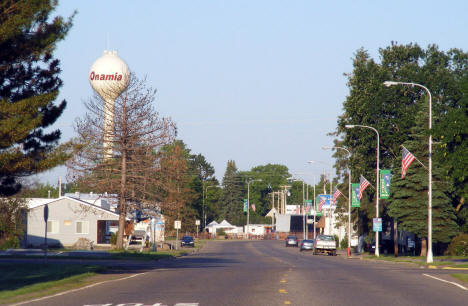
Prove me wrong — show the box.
[345,124,380,257]
[246,179,262,238]
[323,146,352,257]
[308,160,333,236]
[384,80,433,263]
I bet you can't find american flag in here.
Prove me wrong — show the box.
[251,204,256,212]
[318,196,326,211]
[332,187,343,204]
[358,175,370,200]
[401,146,416,179]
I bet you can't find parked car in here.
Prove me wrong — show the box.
[300,239,315,251]
[313,234,337,256]
[181,236,195,247]
[285,235,298,247]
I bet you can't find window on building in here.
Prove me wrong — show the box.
[47,220,59,234]
[76,221,89,234]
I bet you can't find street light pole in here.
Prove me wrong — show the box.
[345,124,380,257]
[308,160,333,236]
[247,179,261,238]
[384,81,433,263]
[323,146,352,257]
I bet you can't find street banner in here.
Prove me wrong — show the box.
[379,169,391,199]
[373,218,382,232]
[243,199,248,213]
[351,183,360,208]
[306,200,312,215]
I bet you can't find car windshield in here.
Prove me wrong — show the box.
[317,235,334,241]
[302,240,313,243]
[182,236,193,241]
[287,236,297,239]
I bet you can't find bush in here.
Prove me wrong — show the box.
[217,228,226,236]
[445,233,468,256]
[340,236,348,249]
[110,232,117,245]
[0,236,19,250]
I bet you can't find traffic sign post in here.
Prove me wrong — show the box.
[174,220,181,250]
[195,219,200,238]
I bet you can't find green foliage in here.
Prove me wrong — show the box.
[110,232,117,246]
[217,228,226,236]
[336,43,468,236]
[218,160,246,226]
[388,103,458,243]
[0,198,27,249]
[0,1,75,196]
[445,233,468,256]
[340,235,348,250]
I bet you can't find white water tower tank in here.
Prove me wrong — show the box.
[89,50,130,158]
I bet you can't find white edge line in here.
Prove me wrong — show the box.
[11,272,147,306]
[423,273,468,291]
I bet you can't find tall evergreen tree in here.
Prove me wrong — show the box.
[0,1,74,195]
[218,160,245,225]
[388,102,458,253]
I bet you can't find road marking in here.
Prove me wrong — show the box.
[284,301,291,304]
[442,266,468,270]
[423,273,468,291]
[279,289,288,293]
[280,279,286,283]
[10,272,147,306]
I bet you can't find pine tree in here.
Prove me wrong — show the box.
[0,1,74,195]
[388,101,458,252]
[218,160,245,226]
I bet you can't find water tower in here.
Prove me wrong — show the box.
[89,50,129,159]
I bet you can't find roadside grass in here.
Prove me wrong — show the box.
[451,274,468,283]
[362,254,468,268]
[0,263,106,303]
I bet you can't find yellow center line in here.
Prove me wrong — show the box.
[279,289,288,294]
[280,279,286,283]
[284,301,291,305]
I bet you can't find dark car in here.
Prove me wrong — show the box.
[300,239,315,251]
[181,236,195,247]
[285,235,298,247]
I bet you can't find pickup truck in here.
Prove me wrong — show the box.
[313,234,337,256]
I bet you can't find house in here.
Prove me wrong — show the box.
[25,196,120,247]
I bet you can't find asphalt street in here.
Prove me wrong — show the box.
[14,240,468,306]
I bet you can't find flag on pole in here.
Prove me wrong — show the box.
[251,204,256,212]
[358,175,370,200]
[401,146,416,179]
[318,196,326,211]
[332,187,343,204]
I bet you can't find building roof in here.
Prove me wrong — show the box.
[26,196,120,217]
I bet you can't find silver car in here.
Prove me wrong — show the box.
[300,239,315,251]
[285,235,298,247]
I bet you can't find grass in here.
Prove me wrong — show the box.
[451,273,468,283]
[0,263,106,302]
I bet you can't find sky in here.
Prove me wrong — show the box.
[36,0,468,186]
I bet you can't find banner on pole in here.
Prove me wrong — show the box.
[315,194,330,217]
[379,169,391,199]
[306,200,312,216]
[351,183,360,207]
[243,199,248,213]
[373,218,382,232]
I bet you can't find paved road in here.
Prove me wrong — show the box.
[17,240,468,306]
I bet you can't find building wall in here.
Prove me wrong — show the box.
[276,214,291,232]
[27,198,119,247]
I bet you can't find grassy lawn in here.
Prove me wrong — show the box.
[0,263,106,303]
[362,254,468,268]
[451,273,468,283]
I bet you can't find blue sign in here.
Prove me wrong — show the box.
[373,218,382,232]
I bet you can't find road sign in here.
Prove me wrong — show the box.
[174,220,181,229]
[373,218,382,232]
[379,169,391,199]
[351,184,360,207]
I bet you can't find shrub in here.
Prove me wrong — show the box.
[340,236,348,249]
[217,228,226,236]
[110,232,117,245]
[333,234,339,247]
[445,233,468,256]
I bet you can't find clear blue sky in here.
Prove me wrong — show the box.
[37,0,468,185]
